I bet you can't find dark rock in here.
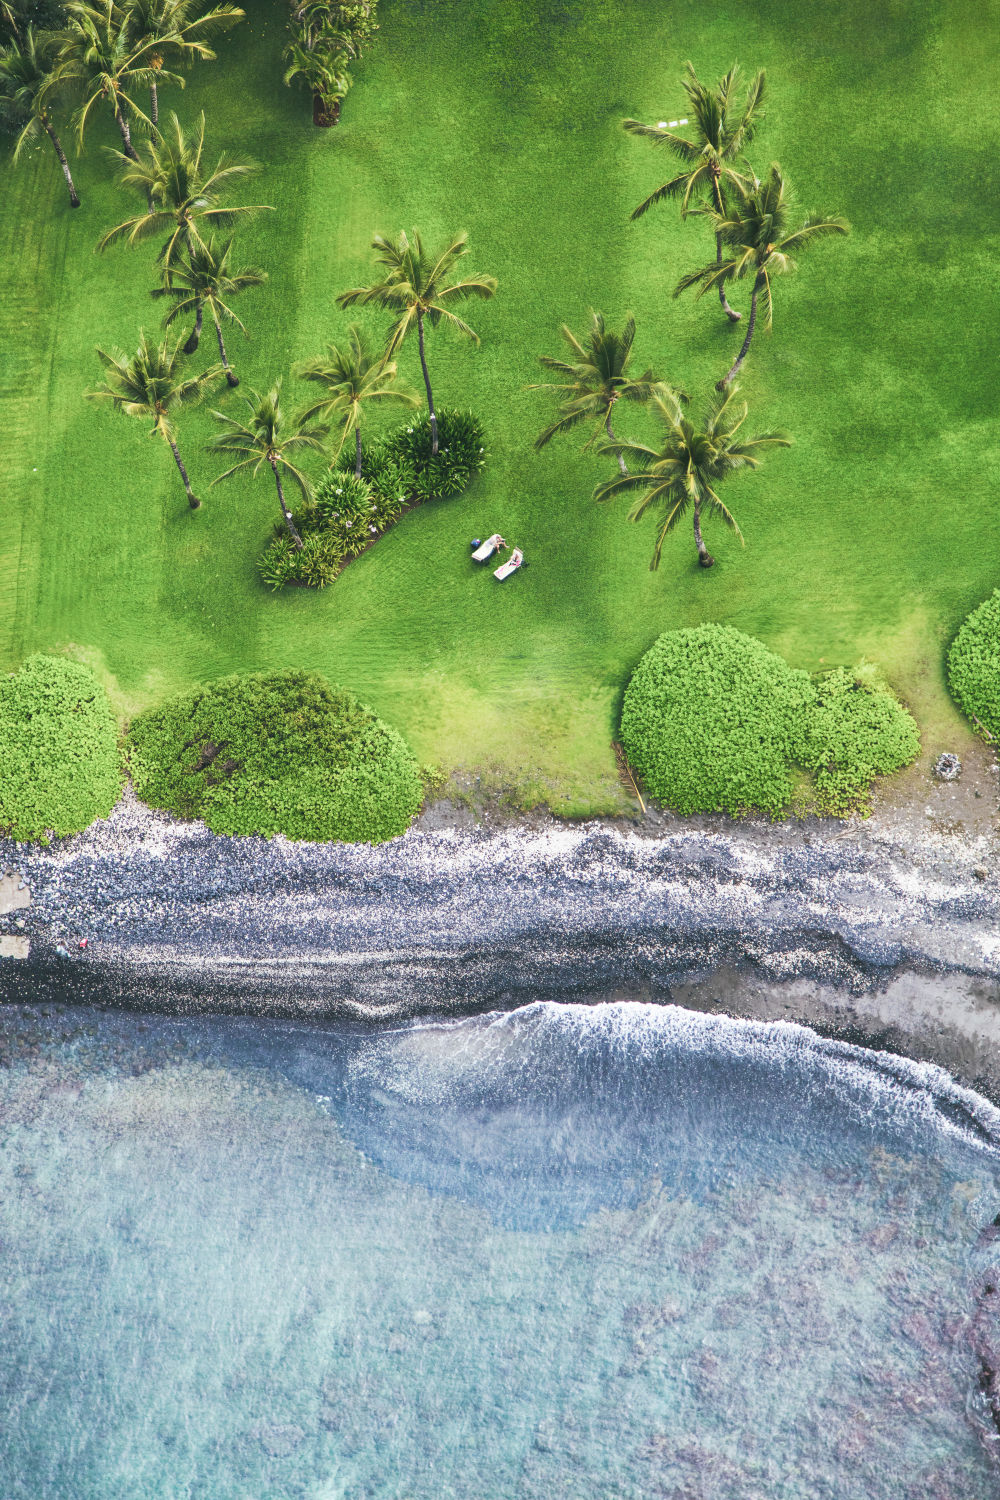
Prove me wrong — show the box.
[934,752,961,781]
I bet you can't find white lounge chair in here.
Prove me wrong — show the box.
[494,548,523,581]
[471,533,506,563]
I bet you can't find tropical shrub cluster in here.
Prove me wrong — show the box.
[127,669,423,842]
[0,655,122,841]
[257,410,486,589]
[380,409,487,500]
[283,0,378,125]
[947,589,1000,741]
[621,627,918,819]
[257,524,344,590]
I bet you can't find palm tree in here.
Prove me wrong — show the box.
[295,326,419,477]
[0,26,80,206]
[207,381,327,547]
[530,312,683,475]
[593,385,790,570]
[624,62,765,323]
[124,0,244,127]
[87,331,221,509]
[152,235,265,382]
[337,229,497,455]
[98,111,270,272]
[675,164,849,388]
[55,0,181,160]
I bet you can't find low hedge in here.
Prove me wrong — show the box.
[0,654,122,841]
[127,669,423,843]
[621,626,918,819]
[947,588,1000,741]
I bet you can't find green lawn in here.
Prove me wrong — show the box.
[1,0,997,814]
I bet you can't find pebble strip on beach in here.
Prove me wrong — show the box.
[2,791,1000,1098]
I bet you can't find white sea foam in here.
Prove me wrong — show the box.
[350,1000,1000,1155]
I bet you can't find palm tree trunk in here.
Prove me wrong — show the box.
[212,312,239,387]
[167,435,200,509]
[716,233,741,322]
[710,172,740,323]
[40,118,80,207]
[605,413,627,475]
[183,303,203,355]
[692,499,714,568]
[150,79,158,128]
[269,457,303,548]
[355,426,363,479]
[416,309,438,456]
[114,104,140,163]
[717,274,761,390]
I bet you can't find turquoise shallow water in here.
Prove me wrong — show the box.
[1,998,999,1498]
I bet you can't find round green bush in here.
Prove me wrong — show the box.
[621,626,814,816]
[793,664,919,815]
[947,588,1000,740]
[621,627,919,818]
[127,670,423,843]
[0,654,122,841]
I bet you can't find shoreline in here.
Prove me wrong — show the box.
[3,789,1000,1102]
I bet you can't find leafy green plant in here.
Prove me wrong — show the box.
[127,668,422,842]
[257,528,343,589]
[283,0,377,122]
[0,654,122,841]
[383,408,486,500]
[314,470,379,555]
[947,588,1000,742]
[621,626,917,818]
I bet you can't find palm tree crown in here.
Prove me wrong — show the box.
[86,330,220,507]
[531,312,683,471]
[337,228,497,453]
[674,163,849,385]
[98,111,270,266]
[296,325,419,477]
[207,381,328,546]
[152,233,266,385]
[624,61,765,220]
[55,0,182,157]
[125,0,245,125]
[594,385,791,570]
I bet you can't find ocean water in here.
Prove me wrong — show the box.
[0,998,999,1499]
